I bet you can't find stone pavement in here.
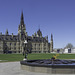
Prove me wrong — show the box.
[0,62,74,75]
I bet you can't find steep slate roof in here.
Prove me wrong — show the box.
[0,35,19,41]
[0,34,48,43]
[27,36,48,43]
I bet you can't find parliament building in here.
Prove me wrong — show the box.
[0,12,53,53]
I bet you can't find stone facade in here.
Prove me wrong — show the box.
[0,12,53,53]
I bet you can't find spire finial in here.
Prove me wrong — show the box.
[20,11,24,25]
[21,11,23,20]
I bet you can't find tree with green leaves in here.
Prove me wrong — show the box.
[65,43,73,49]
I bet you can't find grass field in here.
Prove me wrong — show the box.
[0,53,75,62]
[28,53,75,60]
[0,54,24,62]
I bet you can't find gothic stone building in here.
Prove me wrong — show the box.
[0,12,53,54]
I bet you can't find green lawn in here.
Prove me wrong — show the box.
[0,53,75,62]
[0,54,24,62]
[28,53,75,60]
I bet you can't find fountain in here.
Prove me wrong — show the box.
[20,54,75,74]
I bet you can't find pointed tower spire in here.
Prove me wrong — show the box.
[51,33,53,41]
[50,33,53,52]
[37,28,42,37]
[20,11,24,25]
[18,11,27,41]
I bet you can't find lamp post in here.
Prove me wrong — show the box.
[23,40,28,60]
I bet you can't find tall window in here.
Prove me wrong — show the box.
[35,44,36,46]
[10,47,11,50]
[14,47,16,50]
[0,46,1,49]
[39,44,40,46]
[14,43,16,45]
[10,43,11,45]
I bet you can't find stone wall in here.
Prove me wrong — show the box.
[21,65,75,74]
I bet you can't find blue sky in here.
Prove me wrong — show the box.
[0,0,75,48]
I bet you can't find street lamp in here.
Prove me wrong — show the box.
[23,40,28,60]
[24,40,28,44]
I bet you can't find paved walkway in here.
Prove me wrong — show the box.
[0,62,74,75]
[0,62,50,75]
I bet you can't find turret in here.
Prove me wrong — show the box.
[37,29,42,37]
[0,32,2,35]
[5,29,9,35]
[50,34,53,52]
[12,33,13,38]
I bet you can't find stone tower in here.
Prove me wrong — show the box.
[50,34,53,52]
[18,11,27,40]
[18,11,27,52]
